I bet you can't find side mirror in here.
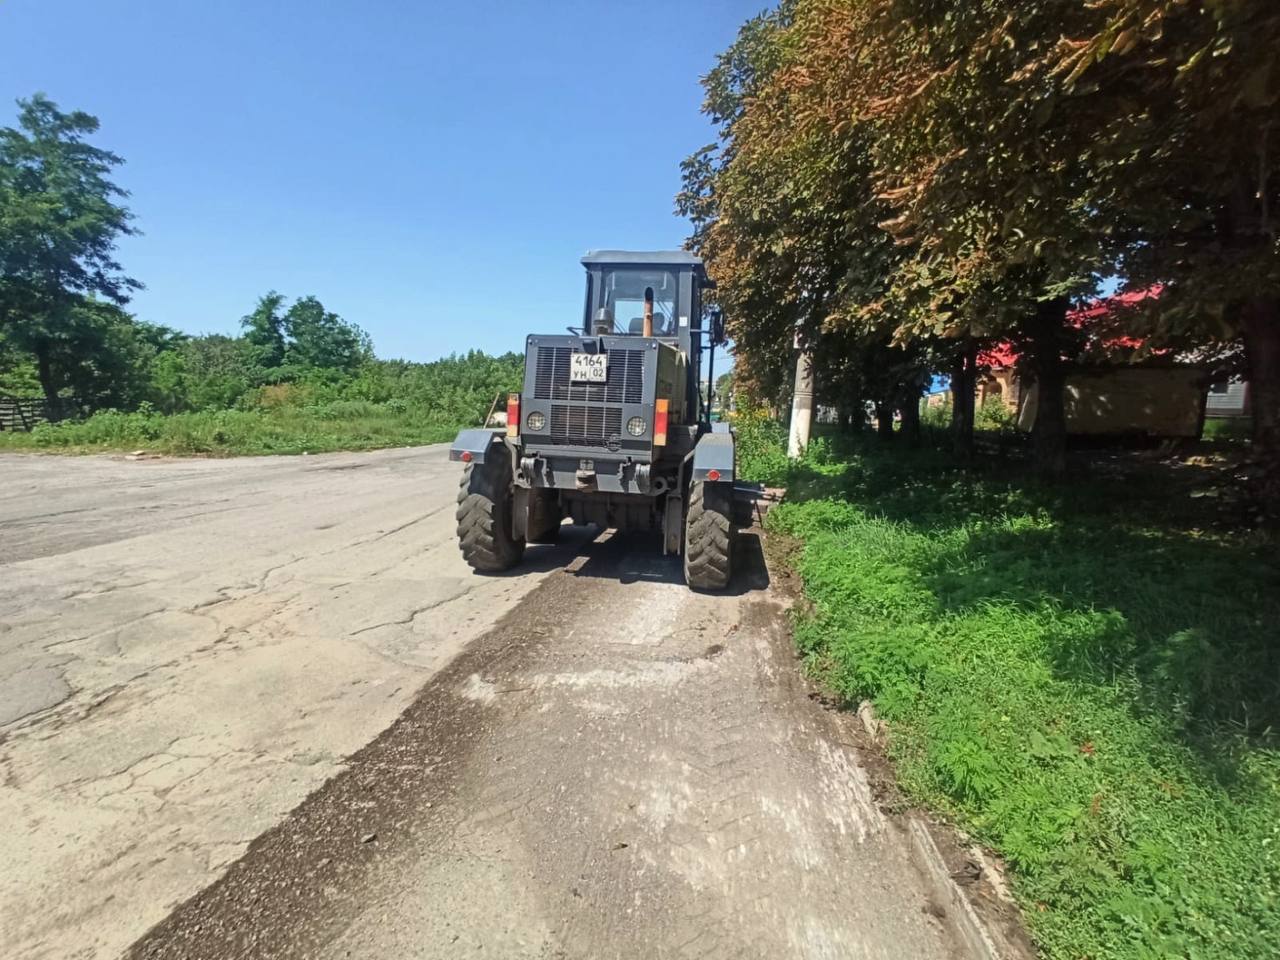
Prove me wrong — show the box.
[709,308,726,346]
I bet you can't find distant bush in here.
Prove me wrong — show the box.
[731,408,791,486]
[310,399,383,421]
[975,395,1017,433]
[1,404,460,456]
[921,398,951,430]
[0,349,525,457]
[1203,417,1252,442]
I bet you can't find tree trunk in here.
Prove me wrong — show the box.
[875,400,895,441]
[899,392,921,446]
[1242,297,1280,515]
[950,344,975,458]
[34,340,60,409]
[1027,297,1069,477]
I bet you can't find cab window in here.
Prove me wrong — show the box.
[599,269,678,337]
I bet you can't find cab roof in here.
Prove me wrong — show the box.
[581,249,706,274]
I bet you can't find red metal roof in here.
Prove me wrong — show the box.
[978,286,1162,368]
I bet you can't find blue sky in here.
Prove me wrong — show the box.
[0,0,765,361]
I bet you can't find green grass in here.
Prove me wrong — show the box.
[760,436,1280,960]
[0,401,465,456]
[1202,417,1253,442]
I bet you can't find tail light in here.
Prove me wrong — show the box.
[507,393,520,438]
[654,398,669,446]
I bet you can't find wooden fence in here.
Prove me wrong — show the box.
[0,395,70,432]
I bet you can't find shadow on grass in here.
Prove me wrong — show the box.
[781,437,1280,772]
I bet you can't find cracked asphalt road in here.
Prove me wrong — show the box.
[4,446,965,960]
[1,446,570,960]
[128,529,963,960]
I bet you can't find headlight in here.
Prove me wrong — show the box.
[626,416,647,437]
[526,410,546,431]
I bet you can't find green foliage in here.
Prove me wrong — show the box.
[1203,417,1252,443]
[240,292,288,368]
[0,340,40,394]
[2,402,443,456]
[686,0,1280,486]
[238,291,372,379]
[0,348,523,455]
[0,94,140,402]
[770,442,1280,959]
[975,395,1017,434]
[174,334,264,410]
[731,407,791,486]
[921,398,950,431]
[732,407,842,486]
[282,295,372,374]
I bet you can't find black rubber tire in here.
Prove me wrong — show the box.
[683,480,733,591]
[456,455,525,572]
[527,490,563,544]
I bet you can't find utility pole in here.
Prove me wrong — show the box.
[788,325,814,459]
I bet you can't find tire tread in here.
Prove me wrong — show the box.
[456,455,525,572]
[684,480,733,591]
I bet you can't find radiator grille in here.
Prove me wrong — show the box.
[547,404,623,446]
[533,347,645,404]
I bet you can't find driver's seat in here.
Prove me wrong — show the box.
[628,313,667,335]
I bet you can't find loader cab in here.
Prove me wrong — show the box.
[580,250,713,418]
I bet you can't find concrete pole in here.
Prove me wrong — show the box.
[788,347,815,459]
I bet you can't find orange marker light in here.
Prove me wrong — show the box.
[654,399,669,446]
[507,394,520,438]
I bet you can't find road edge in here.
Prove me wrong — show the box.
[758,523,1036,960]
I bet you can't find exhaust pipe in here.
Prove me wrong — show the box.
[643,286,654,338]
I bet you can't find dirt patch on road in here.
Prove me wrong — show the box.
[127,568,572,959]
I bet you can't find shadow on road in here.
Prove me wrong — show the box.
[465,521,771,596]
[563,526,771,597]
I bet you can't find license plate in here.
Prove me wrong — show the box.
[570,353,608,383]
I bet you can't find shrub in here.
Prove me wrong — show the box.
[921,397,951,430]
[975,394,1017,433]
[732,407,791,486]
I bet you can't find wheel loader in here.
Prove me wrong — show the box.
[449,250,737,590]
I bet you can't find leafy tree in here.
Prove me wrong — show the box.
[1052,0,1280,503]
[688,0,1279,486]
[239,292,371,377]
[679,1,932,432]
[53,300,182,410]
[147,348,189,414]
[0,94,140,405]
[240,292,287,369]
[178,334,266,410]
[0,329,40,395]
[847,0,1115,473]
[283,295,371,374]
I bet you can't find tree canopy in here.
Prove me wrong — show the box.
[0,94,140,405]
[682,0,1280,491]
